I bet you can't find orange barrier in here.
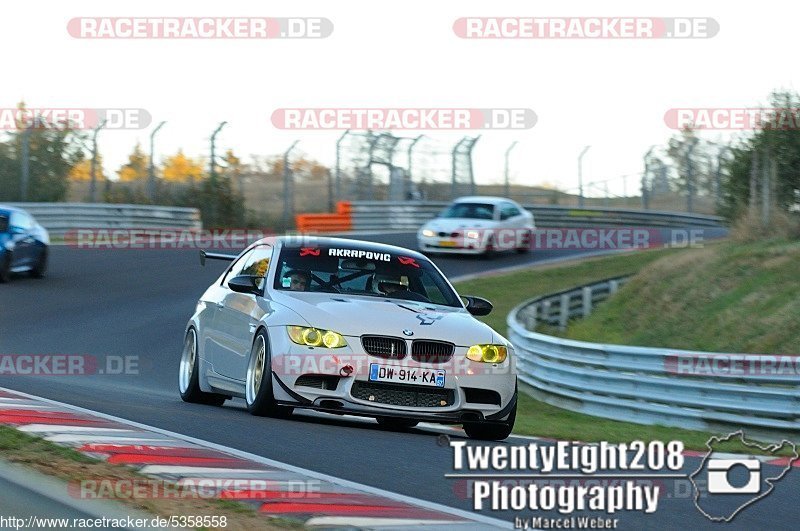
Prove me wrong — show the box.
[295,201,352,232]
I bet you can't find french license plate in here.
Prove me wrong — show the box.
[369,363,445,387]
[439,240,457,247]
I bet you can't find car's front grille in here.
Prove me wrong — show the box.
[361,336,407,360]
[411,340,455,363]
[437,231,459,238]
[295,374,339,390]
[351,381,454,407]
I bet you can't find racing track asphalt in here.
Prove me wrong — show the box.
[3,230,795,530]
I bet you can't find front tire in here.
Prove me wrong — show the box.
[463,396,517,441]
[179,328,227,406]
[30,248,48,278]
[0,252,11,283]
[245,330,293,418]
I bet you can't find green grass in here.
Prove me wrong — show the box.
[0,425,96,464]
[563,238,800,354]
[454,248,678,333]
[453,244,800,452]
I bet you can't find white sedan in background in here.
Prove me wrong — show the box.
[417,196,535,256]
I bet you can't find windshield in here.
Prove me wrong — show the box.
[439,203,495,220]
[273,244,462,307]
[0,214,8,233]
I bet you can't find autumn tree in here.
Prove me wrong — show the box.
[162,149,205,183]
[69,151,107,181]
[0,102,83,202]
[117,142,148,182]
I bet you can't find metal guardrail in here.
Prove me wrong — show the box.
[507,285,800,440]
[516,276,630,331]
[350,201,725,231]
[7,203,202,237]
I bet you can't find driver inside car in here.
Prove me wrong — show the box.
[283,269,311,291]
[373,274,429,302]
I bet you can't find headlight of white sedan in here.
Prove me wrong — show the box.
[421,229,435,237]
[466,344,508,363]
[287,326,348,348]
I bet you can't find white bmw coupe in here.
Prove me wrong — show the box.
[179,236,518,440]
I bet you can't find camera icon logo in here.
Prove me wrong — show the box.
[707,458,761,494]
[690,431,798,522]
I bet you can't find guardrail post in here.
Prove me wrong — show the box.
[559,293,570,330]
[542,300,552,325]
[582,286,593,317]
[525,305,538,331]
[609,280,619,294]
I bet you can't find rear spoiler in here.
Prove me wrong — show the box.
[199,250,237,266]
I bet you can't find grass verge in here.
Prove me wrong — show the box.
[0,425,302,530]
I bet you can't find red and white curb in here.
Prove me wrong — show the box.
[0,388,505,529]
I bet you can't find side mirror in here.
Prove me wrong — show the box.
[462,295,493,316]
[9,225,26,235]
[228,275,263,295]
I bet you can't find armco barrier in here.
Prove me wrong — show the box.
[348,201,724,231]
[507,291,800,441]
[8,203,202,237]
[516,275,631,331]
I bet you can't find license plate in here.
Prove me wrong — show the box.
[369,363,445,387]
[439,240,457,247]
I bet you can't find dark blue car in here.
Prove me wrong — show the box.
[0,205,50,282]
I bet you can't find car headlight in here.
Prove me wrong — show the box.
[421,229,435,237]
[466,344,508,363]
[287,326,347,348]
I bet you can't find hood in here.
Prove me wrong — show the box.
[270,291,495,346]
[422,218,498,232]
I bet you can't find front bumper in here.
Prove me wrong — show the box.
[268,326,517,423]
[417,234,488,255]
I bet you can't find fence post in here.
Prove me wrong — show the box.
[542,300,552,324]
[582,286,593,317]
[559,293,570,330]
[609,280,619,294]
[525,304,538,331]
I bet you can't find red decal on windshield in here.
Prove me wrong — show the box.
[299,247,320,257]
[398,256,420,268]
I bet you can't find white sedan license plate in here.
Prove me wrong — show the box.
[369,363,445,387]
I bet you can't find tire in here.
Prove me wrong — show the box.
[376,417,419,430]
[516,230,531,254]
[0,253,10,283]
[480,236,495,260]
[463,396,517,441]
[179,328,227,406]
[30,248,48,278]
[245,329,293,418]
